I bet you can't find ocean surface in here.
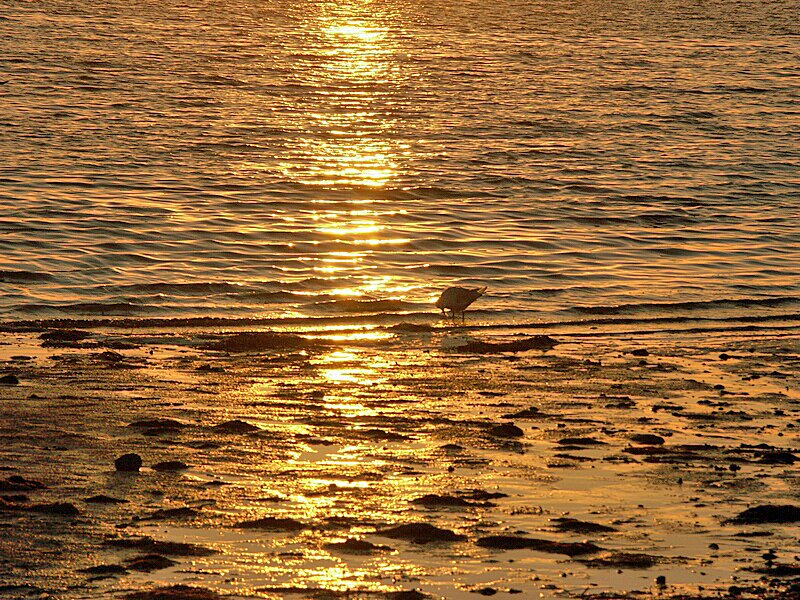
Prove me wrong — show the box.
[2,0,799,329]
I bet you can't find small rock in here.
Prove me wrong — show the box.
[124,554,178,572]
[656,575,666,586]
[629,434,665,445]
[477,535,602,556]
[152,461,189,472]
[115,453,143,472]
[323,538,391,554]
[233,516,306,531]
[149,507,199,520]
[474,588,497,596]
[0,374,19,385]
[80,564,128,575]
[124,585,222,600]
[84,495,128,504]
[727,505,800,525]
[0,475,46,491]
[212,419,260,434]
[631,348,649,357]
[488,423,524,438]
[378,523,466,544]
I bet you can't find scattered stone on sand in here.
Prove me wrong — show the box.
[0,374,19,385]
[125,554,178,572]
[152,460,189,472]
[473,587,498,596]
[454,335,558,353]
[149,507,200,520]
[84,494,128,504]
[476,535,602,556]
[727,505,800,524]
[488,422,524,438]
[378,523,466,544]
[628,434,665,445]
[0,475,46,491]
[630,348,649,357]
[233,516,307,531]
[580,552,663,569]
[205,331,320,353]
[125,585,223,600]
[106,536,216,556]
[212,419,261,434]
[411,494,494,508]
[115,453,143,472]
[552,518,617,534]
[323,538,392,554]
[79,564,128,576]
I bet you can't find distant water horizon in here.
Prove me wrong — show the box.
[2,0,799,329]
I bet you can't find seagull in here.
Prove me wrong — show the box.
[435,286,487,323]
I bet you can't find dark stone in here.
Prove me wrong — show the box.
[503,406,545,419]
[0,499,79,516]
[40,330,91,343]
[552,518,617,534]
[412,494,493,508]
[128,419,187,431]
[0,476,46,491]
[323,538,391,553]
[727,505,800,524]
[629,434,665,445]
[455,335,558,353]
[631,348,649,356]
[152,461,189,472]
[124,586,222,600]
[85,495,128,504]
[0,374,19,385]
[149,507,199,520]
[488,423,524,438]
[233,516,306,531]
[557,437,606,446]
[115,453,142,472]
[476,535,602,556]
[387,592,429,600]
[475,588,497,596]
[80,564,128,575]
[124,554,178,572]
[378,523,466,544]
[106,536,215,556]
[760,451,799,465]
[581,552,662,569]
[212,419,260,434]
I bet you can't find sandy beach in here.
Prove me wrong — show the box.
[1,320,799,599]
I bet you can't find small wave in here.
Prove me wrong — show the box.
[0,271,56,283]
[568,296,800,316]
[19,302,145,316]
[305,299,421,314]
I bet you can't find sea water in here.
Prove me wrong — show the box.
[1,0,799,329]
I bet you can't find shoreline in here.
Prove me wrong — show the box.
[1,322,799,599]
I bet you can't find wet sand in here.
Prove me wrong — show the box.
[1,321,799,599]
